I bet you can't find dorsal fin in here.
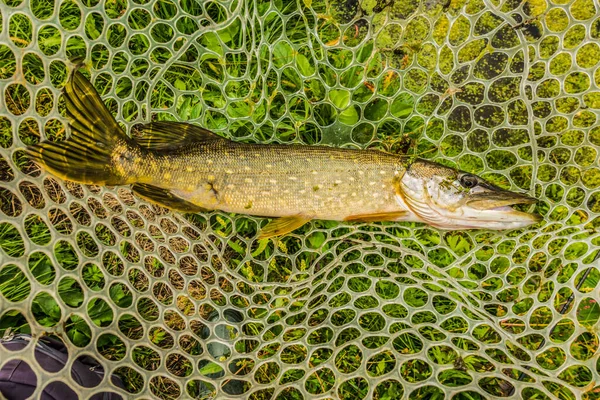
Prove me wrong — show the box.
[134,121,224,149]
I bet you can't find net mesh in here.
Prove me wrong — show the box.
[0,0,599,398]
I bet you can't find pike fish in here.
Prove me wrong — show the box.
[26,71,541,238]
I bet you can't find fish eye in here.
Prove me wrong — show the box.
[459,174,478,189]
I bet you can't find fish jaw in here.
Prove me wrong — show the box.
[433,205,543,230]
[465,186,538,210]
[398,189,542,230]
[449,190,542,230]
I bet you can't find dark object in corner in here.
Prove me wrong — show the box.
[0,334,124,400]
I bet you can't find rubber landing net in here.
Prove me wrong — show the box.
[0,0,599,398]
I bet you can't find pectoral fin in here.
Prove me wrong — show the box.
[259,216,311,239]
[131,184,208,213]
[344,211,408,222]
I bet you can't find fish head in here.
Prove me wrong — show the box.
[396,158,542,230]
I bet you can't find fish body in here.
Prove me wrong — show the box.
[128,140,408,221]
[26,71,541,237]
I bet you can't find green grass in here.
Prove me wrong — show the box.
[0,222,25,257]
[0,264,31,302]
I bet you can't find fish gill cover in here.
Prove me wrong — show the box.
[0,0,599,398]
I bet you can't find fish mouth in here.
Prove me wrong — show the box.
[466,190,537,210]
[465,190,542,223]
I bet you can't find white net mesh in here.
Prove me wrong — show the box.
[0,0,599,398]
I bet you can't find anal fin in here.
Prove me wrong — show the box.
[131,184,208,213]
[344,211,408,223]
[259,216,311,239]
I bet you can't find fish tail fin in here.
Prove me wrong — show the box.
[25,70,139,185]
